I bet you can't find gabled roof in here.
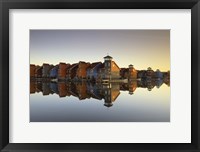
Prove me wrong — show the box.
[69,63,78,70]
[89,62,102,70]
[120,68,128,72]
[111,61,120,70]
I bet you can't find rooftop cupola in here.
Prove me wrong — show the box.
[129,64,133,68]
[104,55,113,61]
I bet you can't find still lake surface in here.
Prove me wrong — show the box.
[30,80,170,122]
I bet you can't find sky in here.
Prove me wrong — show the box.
[30,30,170,71]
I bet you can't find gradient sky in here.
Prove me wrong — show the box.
[30,30,170,71]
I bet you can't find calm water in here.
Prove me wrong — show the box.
[30,80,170,122]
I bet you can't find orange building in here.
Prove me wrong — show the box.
[58,62,70,80]
[128,64,137,80]
[76,61,90,79]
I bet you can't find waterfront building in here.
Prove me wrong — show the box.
[128,64,137,80]
[155,69,163,79]
[120,68,129,79]
[137,70,146,79]
[99,55,120,81]
[146,67,154,78]
[58,63,70,80]
[42,63,54,78]
[76,61,90,79]
[86,62,103,80]
[103,83,120,107]
[50,65,58,78]
[67,63,78,79]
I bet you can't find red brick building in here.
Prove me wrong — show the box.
[76,61,90,79]
[58,62,70,80]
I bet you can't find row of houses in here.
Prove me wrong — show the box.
[30,56,124,81]
[30,55,169,82]
[137,68,170,80]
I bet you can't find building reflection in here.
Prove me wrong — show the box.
[30,79,170,107]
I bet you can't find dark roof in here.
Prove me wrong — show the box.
[69,63,78,70]
[104,55,113,59]
[51,65,59,70]
[59,62,66,65]
[111,61,120,69]
[89,62,102,70]
[79,61,87,64]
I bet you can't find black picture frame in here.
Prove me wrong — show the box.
[0,0,200,151]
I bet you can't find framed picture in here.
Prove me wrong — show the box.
[0,0,200,151]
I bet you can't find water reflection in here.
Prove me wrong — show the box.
[30,79,170,108]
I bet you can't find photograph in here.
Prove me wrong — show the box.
[29,30,170,122]
[1,0,199,151]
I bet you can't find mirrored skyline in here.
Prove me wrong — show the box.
[30,80,170,122]
[30,29,170,122]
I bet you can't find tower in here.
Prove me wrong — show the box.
[103,55,113,79]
